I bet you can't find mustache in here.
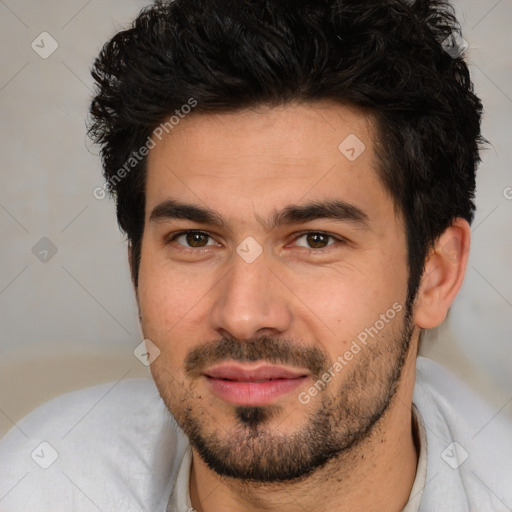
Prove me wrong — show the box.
[185,336,329,379]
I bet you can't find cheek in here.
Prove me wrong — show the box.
[137,253,218,372]
[138,250,205,329]
[284,256,406,339]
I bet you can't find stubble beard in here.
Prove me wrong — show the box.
[153,312,414,483]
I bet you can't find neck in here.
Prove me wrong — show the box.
[190,355,418,512]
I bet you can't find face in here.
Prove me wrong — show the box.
[137,102,414,481]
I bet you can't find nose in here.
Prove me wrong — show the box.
[209,252,293,341]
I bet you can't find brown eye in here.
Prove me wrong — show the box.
[170,231,216,249]
[294,232,338,250]
[185,232,209,247]
[305,233,330,249]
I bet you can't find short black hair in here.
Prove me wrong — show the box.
[88,0,484,309]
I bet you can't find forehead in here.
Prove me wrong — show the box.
[147,102,374,169]
[144,102,393,227]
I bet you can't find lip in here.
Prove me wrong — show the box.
[203,363,309,406]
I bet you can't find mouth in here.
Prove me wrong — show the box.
[203,363,309,406]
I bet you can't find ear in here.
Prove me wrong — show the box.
[413,218,471,329]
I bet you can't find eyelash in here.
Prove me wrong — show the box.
[166,230,346,253]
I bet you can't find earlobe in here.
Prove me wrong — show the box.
[413,218,471,329]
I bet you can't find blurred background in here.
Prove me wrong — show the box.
[0,0,511,437]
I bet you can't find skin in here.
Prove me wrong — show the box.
[134,102,471,512]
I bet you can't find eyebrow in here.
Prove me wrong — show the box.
[149,198,369,231]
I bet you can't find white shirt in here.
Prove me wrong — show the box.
[1,357,511,511]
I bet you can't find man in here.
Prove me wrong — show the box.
[1,0,511,511]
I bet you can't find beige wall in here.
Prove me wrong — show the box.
[1,0,511,437]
